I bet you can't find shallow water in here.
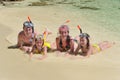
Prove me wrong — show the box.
[65,0,120,39]
[46,0,120,39]
[73,0,120,37]
[2,0,120,39]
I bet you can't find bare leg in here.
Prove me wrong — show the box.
[50,42,56,50]
[43,28,52,41]
[99,41,115,51]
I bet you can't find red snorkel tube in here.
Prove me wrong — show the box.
[77,25,82,34]
[62,20,70,25]
[65,20,70,24]
[28,16,32,23]
[27,16,34,33]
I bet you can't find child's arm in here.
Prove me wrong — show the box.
[74,44,81,55]
[29,46,35,59]
[43,46,47,55]
[17,33,23,48]
[29,52,33,60]
[56,37,63,51]
[85,45,93,57]
[17,34,31,52]
[69,39,74,54]
[38,46,47,60]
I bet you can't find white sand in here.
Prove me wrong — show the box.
[0,3,120,80]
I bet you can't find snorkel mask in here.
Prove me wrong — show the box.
[79,33,90,49]
[23,21,34,33]
[79,33,90,38]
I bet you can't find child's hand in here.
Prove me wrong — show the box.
[55,51,61,57]
[64,52,71,57]
[26,48,31,53]
[29,52,33,58]
[38,55,47,60]
[20,46,32,53]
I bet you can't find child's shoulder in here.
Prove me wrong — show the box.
[18,31,24,37]
[56,36,60,40]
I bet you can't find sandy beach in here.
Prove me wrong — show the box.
[0,0,120,80]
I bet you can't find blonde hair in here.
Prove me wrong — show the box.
[35,34,44,42]
[59,25,69,33]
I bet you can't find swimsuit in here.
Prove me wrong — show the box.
[33,41,51,54]
[59,36,71,51]
[92,44,101,52]
[33,33,51,54]
[44,42,51,48]
[34,48,44,54]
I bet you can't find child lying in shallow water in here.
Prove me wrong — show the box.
[74,33,115,57]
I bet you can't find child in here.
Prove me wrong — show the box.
[17,21,37,53]
[29,30,55,60]
[74,33,115,57]
[56,25,75,55]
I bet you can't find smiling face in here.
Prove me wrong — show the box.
[23,21,34,37]
[59,25,69,38]
[23,27,33,37]
[59,29,68,37]
[35,39,44,48]
[80,37,88,47]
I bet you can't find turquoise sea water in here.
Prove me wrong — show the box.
[52,0,120,40]
[1,0,120,40]
[76,0,120,39]
[73,0,120,37]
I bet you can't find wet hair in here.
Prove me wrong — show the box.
[35,34,43,41]
[35,34,44,47]
[59,25,69,34]
[79,33,90,49]
[86,37,90,49]
[23,21,34,33]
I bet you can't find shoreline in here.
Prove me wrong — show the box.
[1,6,119,43]
[0,2,120,80]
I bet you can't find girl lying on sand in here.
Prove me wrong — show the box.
[29,30,55,60]
[74,33,115,57]
[56,25,77,56]
[17,21,37,53]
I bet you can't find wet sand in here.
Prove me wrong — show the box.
[0,2,120,80]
